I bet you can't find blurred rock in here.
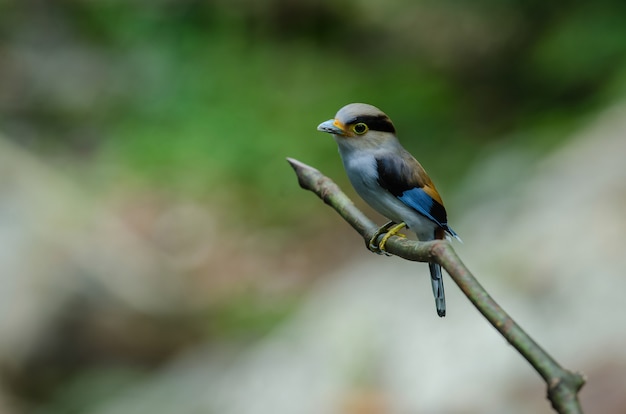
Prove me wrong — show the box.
[0,137,204,410]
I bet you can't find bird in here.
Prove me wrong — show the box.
[317,103,460,317]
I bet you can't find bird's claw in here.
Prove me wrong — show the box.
[368,221,395,255]
[378,222,406,252]
[368,222,406,256]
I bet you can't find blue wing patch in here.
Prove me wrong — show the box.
[376,154,460,240]
[398,187,447,228]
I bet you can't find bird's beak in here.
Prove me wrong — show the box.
[317,119,346,136]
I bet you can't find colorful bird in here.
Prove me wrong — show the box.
[317,103,460,317]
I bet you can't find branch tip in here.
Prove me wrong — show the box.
[286,157,309,190]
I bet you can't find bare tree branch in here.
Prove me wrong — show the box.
[287,157,586,414]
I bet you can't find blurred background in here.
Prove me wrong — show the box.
[1,0,626,413]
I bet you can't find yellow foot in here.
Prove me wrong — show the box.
[368,221,406,255]
[378,222,406,253]
[368,221,395,253]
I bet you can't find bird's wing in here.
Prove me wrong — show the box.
[375,152,448,229]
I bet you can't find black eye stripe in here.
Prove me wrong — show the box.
[346,115,396,133]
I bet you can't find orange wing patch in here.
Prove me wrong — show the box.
[422,183,444,206]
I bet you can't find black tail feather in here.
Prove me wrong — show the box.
[428,262,446,317]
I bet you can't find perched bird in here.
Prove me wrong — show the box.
[317,103,460,317]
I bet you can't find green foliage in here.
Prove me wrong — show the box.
[528,6,626,97]
[2,1,625,227]
[33,367,147,414]
[207,290,301,340]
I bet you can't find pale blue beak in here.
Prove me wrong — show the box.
[317,119,346,136]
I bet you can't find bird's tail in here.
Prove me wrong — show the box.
[429,262,446,317]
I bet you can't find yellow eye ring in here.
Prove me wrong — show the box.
[352,123,368,135]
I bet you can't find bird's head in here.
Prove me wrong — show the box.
[317,103,397,150]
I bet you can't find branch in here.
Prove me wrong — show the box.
[287,157,586,414]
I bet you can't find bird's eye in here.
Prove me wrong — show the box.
[352,123,368,135]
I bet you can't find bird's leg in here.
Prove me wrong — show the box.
[368,221,397,254]
[368,221,406,255]
[378,222,406,253]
